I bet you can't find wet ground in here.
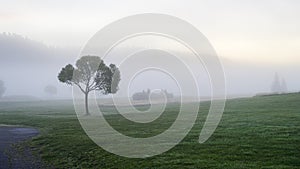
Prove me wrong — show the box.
[0,126,42,169]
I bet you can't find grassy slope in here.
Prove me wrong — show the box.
[0,94,299,169]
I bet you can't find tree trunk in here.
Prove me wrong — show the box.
[85,92,90,115]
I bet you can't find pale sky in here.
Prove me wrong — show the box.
[1,0,300,65]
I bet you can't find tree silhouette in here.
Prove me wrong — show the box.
[281,78,288,93]
[58,56,120,115]
[0,80,5,98]
[271,73,288,94]
[271,73,281,93]
[44,85,57,95]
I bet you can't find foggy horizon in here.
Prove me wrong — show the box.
[1,0,300,100]
[0,32,299,100]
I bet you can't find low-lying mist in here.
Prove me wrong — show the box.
[0,33,299,101]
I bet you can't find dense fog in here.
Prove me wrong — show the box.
[0,33,299,101]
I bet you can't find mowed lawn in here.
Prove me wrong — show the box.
[0,93,299,168]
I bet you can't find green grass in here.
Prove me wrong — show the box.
[0,94,299,168]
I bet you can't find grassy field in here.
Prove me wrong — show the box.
[0,93,299,168]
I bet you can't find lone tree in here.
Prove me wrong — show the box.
[58,56,120,115]
[0,80,5,98]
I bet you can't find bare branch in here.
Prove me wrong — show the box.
[74,82,86,94]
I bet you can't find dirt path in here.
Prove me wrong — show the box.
[0,126,42,169]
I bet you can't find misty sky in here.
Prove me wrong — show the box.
[0,0,300,99]
[1,0,300,65]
